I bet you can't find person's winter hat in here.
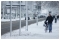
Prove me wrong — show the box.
[49,11,51,14]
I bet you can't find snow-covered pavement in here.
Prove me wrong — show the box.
[1,20,59,39]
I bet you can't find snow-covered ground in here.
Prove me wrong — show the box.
[1,18,25,22]
[1,20,59,39]
[1,17,34,22]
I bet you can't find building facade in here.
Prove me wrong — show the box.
[1,1,37,19]
[1,1,58,19]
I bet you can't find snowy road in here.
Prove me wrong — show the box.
[1,20,59,39]
[1,18,45,35]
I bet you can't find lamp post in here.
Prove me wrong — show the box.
[26,1,28,31]
[10,1,12,36]
[19,1,21,36]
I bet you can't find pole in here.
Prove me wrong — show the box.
[36,11,38,25]
[26,1,28,31]
[2,2,5,19]
[37,11,38,25]
[32,1,33,18]
[3,6,4,19]
[10,1,12,36]
[19,1,21,36]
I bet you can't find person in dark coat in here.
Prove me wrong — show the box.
[57,15,59,20]
[45,12,53,33]
[55,15,57,23]
[52,15,55,20]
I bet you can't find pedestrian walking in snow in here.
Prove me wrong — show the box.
[55,15,57,23]
[45,11,53,33]
[57,15,59,20]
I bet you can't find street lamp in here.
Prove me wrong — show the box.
[25,1,28,31]
[19,1,21,36]
[10,1,12,36]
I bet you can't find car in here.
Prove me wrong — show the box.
[39,15,46,18]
